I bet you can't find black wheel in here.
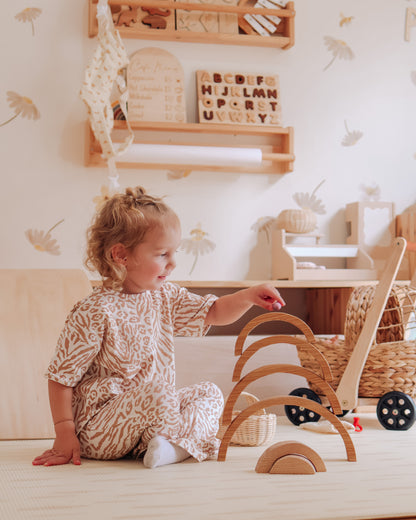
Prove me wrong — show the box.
[326,407,350,418]
[376,391,416,431]
[285,387,322,426]
[336,409,350,418]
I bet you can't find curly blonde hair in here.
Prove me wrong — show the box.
[85,186,178,290]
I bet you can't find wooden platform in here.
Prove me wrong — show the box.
[2,414,416,520]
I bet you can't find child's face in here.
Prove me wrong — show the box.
[122,221,181,294]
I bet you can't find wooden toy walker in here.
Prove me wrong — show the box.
[291,237,416,430]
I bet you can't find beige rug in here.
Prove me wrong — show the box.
[2,415,416,520]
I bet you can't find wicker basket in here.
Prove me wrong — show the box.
[297,284,416,399]
[217,392,277,447]
[344,284,406,346]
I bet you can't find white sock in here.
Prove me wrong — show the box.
[143,435,191,469]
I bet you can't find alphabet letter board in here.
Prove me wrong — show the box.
[196,70,282,126]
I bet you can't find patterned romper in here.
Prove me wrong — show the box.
[46,283,224,462]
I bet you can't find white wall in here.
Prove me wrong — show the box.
[1,0,415,281]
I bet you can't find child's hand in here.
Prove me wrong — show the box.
[249,284,286,312]
[32,423,81,467]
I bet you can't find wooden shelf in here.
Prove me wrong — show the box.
[172,280,381,288]
[88,0,295,49]
[85,120,295,173]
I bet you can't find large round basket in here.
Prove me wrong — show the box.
[297,284,416,399]
[217,392,277,447]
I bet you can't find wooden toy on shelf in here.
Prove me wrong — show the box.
[345,201,395,274]
[271,228,377,281]
[176,0,239,35]
[217,312,357,468]
[127,48,187,123]
[87,0,295,49]
[196,70,282,126]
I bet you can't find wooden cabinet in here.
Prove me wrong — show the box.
[85,120,294,173]
[88,0,295,49]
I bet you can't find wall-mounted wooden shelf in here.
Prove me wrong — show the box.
[85,120,294,173]
[88,0,295,49]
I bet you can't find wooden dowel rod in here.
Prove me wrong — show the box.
[92,0,295,17]
[262,152,295,162]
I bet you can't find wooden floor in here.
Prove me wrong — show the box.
[2,414,416,520]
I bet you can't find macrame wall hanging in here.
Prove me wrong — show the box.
[80,0,133,190]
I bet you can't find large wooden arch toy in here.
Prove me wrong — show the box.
[234,312,316,356]
[223,364,342,423]
[232,334,332,382]
[217,311,357,470]
[218,396,356,462]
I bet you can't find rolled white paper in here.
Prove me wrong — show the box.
[114,143,263,167]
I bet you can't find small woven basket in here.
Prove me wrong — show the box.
[297,284,416,399]
[217,392,277,447]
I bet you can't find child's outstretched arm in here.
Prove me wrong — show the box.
[32,380,81,467]
[204,283,285,326]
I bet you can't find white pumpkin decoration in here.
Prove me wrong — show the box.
[276,180,326,234]
[276,208,317,233]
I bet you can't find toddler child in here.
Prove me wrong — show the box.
[32,186,285,469]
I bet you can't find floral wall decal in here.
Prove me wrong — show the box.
[251,216,275,243]
[25,219,64,256]
[339,13,354,27]
[359,183,381,201]
[92,185,117,211]
[293,180,326,215]
[15,8,42,36]
[323,36,354,71]
[181,224,215,275]
[1,91,40,127]
[341,120,363,146]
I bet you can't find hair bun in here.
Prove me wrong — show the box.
[126,186,146,199]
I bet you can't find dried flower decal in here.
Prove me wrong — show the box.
[15,7,42,36]
[25,219,64,256]
[339,13,354,27]
[293,180,326,215]
[167,169,192,181]
[1,91,40,127]
[359,183,381,201]
[181,224,215,275]
[341,120,363,146]
[92,184,117,211]
[323,36,354,71]
[251,216,276,243]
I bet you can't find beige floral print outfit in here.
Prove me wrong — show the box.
[46,283,223,462]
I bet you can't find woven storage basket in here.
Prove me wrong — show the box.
[297,284,416,399]
[217,392,277,447]
[344,284,405,346]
